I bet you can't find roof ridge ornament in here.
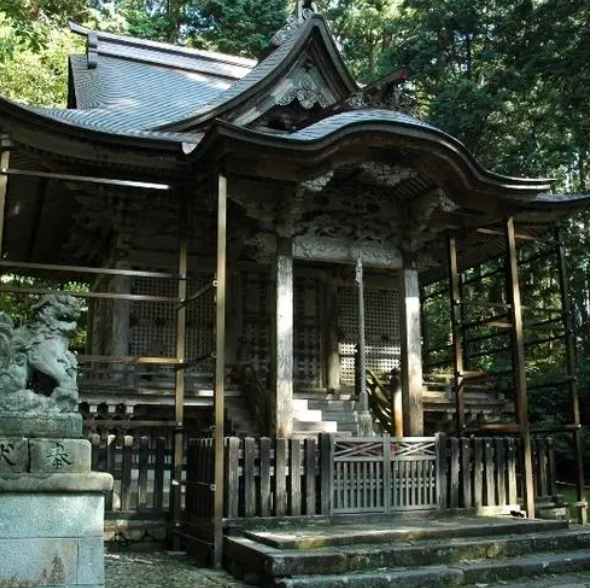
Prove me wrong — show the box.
[87,31,98,70]
[271,1,318,48]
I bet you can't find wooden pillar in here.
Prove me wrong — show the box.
[273,237,294,438]
[171,192,188,549]
[556,229,587,524]
[448,236,466,432]
[0,141,11,268]
[355,257,373,436]
[399,258,423,436]
[107,261,131,358]
[505,217,535,519]
[323,275,340,393]
[213,173,227,567]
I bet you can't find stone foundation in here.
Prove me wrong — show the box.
[0,471,113,587]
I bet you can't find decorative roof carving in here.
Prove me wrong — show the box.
[439,193,460,213]
[87,31,98,70]
[301,170,334,192]
[293,235,403,269]
[271,1,318,47]
[344,68,413,113]
[276,69,330,110]
[360,162,418,187]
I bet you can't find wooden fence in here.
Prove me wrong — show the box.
[89,432,557,524]
[439,436,518,509]
[332,437,438,513]
[90,431,174,516]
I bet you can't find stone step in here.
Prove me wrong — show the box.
[306,400,357,410]
[271,550,590,588]
[232,527,590,578]
[239,518,567,550]
[292,410,323,422]
[225,518,585,586]
[292,420,337,433]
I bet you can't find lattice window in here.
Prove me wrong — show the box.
[129,271,215,372]
[338,285,401,386]
[294,277,322,387]
[238,272,271,376]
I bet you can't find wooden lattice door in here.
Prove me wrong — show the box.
[337,285,401,387]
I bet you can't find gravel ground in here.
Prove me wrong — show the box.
[105,549,250,588]
[105,549,590,588]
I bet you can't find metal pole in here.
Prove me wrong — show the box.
[213,173,227,568]
[556,228,587,524]
[506,217,535,519]
[171,190,188,550]
[355,256,373,436]
[448,235,465,432]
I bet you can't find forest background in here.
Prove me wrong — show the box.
[1,0,590,474]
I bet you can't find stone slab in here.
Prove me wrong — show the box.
[0,493,104,539]
[0,472,113,492]
[77,537,106,585]
[0,413,83,438]
[30,438,91,473]
[0,537,78,586]
[0,437,28,473]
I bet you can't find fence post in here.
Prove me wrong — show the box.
[436,433,447,509]
[304,438,317,515]
[274,438,288,516]
[461,438,472,508]
[225,437,240,519]
[506,438,517,505]
[320,433,334,515]
[259,437,272,517]
[449,437,460,508]
[244,437,256,517]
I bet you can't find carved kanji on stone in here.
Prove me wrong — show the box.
[46,442,72,469]
[0,441,15,465]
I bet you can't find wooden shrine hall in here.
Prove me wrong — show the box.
[0,1,587,566]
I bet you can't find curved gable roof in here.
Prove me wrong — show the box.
[158,14,358,132]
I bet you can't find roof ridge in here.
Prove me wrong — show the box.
[69,22,257,69]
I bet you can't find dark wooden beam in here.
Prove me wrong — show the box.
[213,173,227,568]
[0,167,170,190]
[171,190,188,551]
[27,178,47,261]
[505,217,535,519]
[557,228,587,524]
[399,256,423,435]
[273,236,294,438]
[448,235,466,432]
[0,148,10,262]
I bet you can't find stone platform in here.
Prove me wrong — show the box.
[225,515,590,587]
[0,437,113,588]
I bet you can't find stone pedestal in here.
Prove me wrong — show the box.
[0,439,113,588]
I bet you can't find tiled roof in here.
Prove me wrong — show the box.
[36,54,231,134]
[286,109,439,141]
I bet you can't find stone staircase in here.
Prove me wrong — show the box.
[225,514,590,587]
[292,390,359,439]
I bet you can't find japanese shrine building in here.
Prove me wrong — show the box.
[0,3,587,544]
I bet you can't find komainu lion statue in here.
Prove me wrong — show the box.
[0,293,81,414]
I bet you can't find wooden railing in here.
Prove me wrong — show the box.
[235,363,273,436]
[90,431,174,515]
[88,432,557,528]
[438,435,518,509]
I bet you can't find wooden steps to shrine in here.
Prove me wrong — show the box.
[225,515,590,587]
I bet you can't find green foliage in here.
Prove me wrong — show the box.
[326,0,401,82]
[0,9,81,107]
